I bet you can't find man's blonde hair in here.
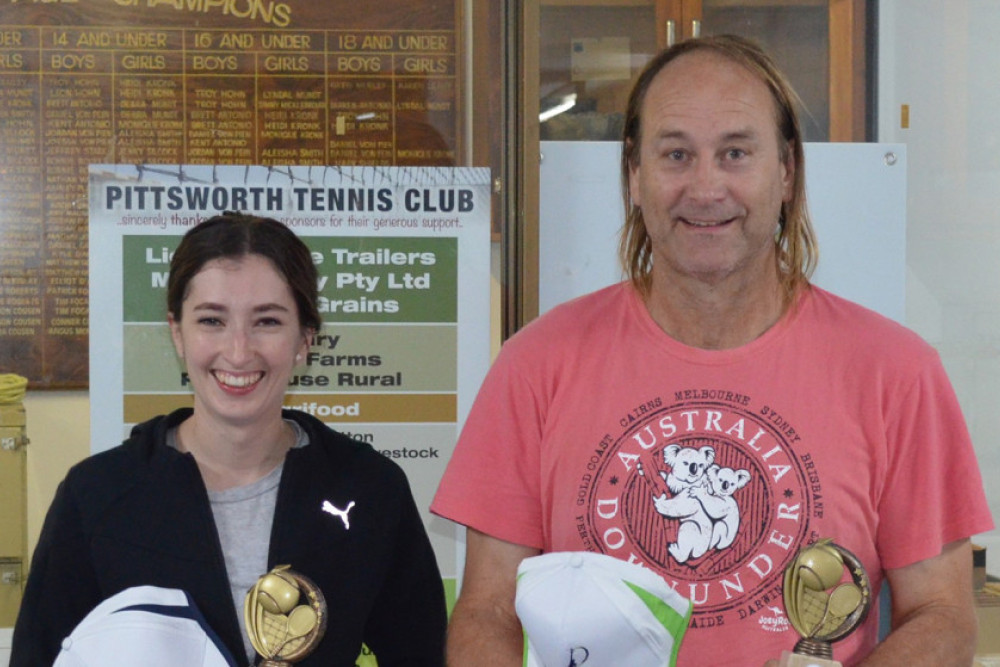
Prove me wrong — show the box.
[619,35,817,299]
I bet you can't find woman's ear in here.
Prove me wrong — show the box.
[296,328,315,364]
[167,312,184,359]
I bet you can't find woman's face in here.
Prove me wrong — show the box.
[168,254,309,430]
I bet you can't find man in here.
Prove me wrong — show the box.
[432,35,993,666]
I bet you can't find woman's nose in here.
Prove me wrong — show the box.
[224,328,254,364]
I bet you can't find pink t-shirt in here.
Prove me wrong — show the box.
[432,283,993,666]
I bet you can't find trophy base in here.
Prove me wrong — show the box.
[260,661,292,667]
[778,650,842,667]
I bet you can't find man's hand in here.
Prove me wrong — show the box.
[446,528,541,666]
[761,539,976,667]
[859,538,977,666]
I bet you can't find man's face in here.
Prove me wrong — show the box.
[628,51,794,290]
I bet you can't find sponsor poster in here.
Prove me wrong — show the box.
[88,164,492,604]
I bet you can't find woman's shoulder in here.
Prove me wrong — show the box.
[63,411,189,510]
[283,409,408,483]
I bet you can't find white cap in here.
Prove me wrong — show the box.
[515,552,692,667]
[53,586,238,667]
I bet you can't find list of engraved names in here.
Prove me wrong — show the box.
[0,25,457,386]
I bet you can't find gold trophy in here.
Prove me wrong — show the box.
[779,539,872,667]
[244,565,327,666]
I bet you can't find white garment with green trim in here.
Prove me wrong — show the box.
[516,551,692,667]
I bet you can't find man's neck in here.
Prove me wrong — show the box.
[643,266,788,350]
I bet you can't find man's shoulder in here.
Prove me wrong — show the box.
[512,282,634,341]
[800,286,935,357]
[491,283,637,373]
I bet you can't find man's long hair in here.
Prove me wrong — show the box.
[619,35,818,299]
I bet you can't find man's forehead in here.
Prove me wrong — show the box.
[640,52,780,138]
[656,49,760,85]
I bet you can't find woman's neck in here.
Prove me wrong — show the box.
[176,414,294,491]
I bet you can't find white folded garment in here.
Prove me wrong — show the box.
[516,551,692,667]
[53,586,238,667]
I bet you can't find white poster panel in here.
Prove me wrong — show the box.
[89,164,492,582]
[539,142,907,322]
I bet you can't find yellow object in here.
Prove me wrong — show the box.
[257,571,301,614]
[245,565,327,662]
[974,584,1000,664]
[0,387,27,626]
[356,644,379,666]
[0,374,28,404]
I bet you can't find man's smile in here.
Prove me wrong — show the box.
[680,217,735,228]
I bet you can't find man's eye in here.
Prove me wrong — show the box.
[667,149,686,161]
[726,148,747,160]
[197,317,222,326]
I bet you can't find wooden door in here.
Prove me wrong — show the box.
[514,0,870,328]
[657,0,868,141]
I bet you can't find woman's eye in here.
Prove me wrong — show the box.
[197,317,222,326]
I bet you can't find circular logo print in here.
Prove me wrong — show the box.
[582,399,815,622]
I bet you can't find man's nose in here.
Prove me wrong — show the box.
[687,158,725,200]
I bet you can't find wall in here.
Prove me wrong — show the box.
[879,0,1000,564]
[23,392,89,560]
[0,392,89,645]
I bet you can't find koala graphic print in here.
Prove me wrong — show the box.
[642,444,752,563]
[578,395,815,631]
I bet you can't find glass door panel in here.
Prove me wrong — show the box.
[536,1,867,143]
[701,0,830,140]
[539,1,661,141]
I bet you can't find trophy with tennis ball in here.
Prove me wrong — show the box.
[244,565,327,666]
[779,539,872,667]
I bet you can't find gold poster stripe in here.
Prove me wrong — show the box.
[124,393,455,424]
[284,394,456,422]
[124,394,194,424]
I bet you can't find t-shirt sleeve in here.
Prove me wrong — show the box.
[875,350,994,569]
[431,341,547,550]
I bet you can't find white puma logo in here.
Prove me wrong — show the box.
[322,500,356,529]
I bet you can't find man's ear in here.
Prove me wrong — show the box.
[781,140,796,202]
[627,143,642,209]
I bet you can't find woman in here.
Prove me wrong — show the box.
[12,213,447,666]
